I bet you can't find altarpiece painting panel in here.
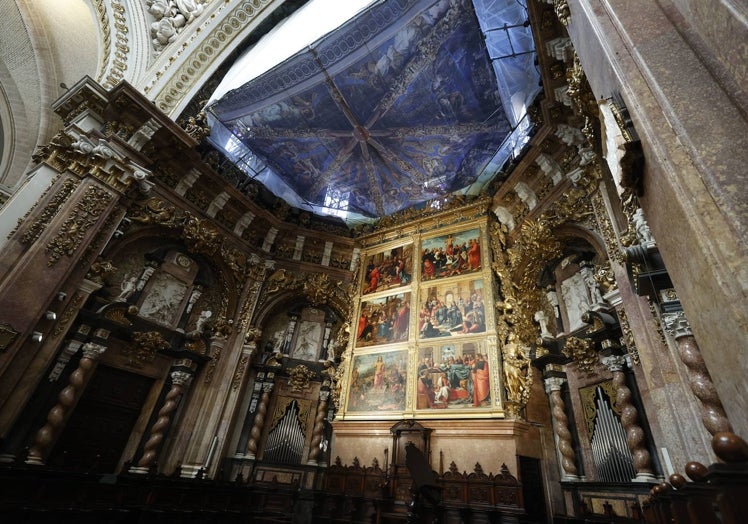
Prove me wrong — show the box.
[420,227,482,281]
[418,278,486,338]
[356,292,411,347]
[346,349,408,413]
[416,339,491,410]
[361,244,413,295]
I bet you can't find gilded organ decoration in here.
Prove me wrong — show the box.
[288,365,315,392]
[563,336,598,375]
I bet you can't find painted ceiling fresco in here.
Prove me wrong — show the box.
[208,0,532,220]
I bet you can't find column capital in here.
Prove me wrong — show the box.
[81,342,107,360]
[662,311,692,339]
[319,390,331,402]
[170,370,194,387]
[262,383,274,393]
[544,376,566,392]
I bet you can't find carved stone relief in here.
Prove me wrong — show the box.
[139,271,188,326]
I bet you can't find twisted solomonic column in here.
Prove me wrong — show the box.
[246,382,273,459]
[545,377,579,480]
[27,343,107,464]
[602,355,656,482]
[663,312,733,435]
[307,390,330,465]
[136,370,193,469]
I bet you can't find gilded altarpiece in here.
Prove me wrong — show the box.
[338,215,504,420]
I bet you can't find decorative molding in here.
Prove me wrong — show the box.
[129,330,170,365]
[288,364,315,392]
[617,307,640,365]
[151,0,276,114]
[563,336,598,375]
[19,179,80,245]
[96,0,130,89]
[0,322,19,353]
[46,185,113,266]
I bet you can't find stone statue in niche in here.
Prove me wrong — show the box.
[534,310,552,339]
[196,310,212,333]
[116,275,138,302]
[580,263,604,306]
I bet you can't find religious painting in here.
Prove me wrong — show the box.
[416,340,491,409]
[356,292,411,347]
[346,350,408,413]
[418,279,486,339]
[420,228,482,281]
[361,244,413,295]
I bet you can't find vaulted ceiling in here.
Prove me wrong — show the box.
[207,0,539,222]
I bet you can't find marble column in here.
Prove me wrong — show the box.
[133,370,194,471]
[545,376,579,480]
[26,342,107,464]
[663,312,733,436]
[307,390,330,465]
[602,355,656,482]
[246,382,274,460]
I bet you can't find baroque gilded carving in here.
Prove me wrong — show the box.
[502,332,532,407]
[86,258,117,285]
[288,364,315,392]
[562,336,598,375]
[180,110,211,142]
[19,179,79,245]
[46,185,114,266]
[182,215,221,256]
[127,197,258,282]
[552,0,571,26]
[129,331,170,365]
[355,194,491,240]
[590,191,625,264]
[303,273,334,306]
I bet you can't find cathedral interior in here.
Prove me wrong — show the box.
[0,0,746,523]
